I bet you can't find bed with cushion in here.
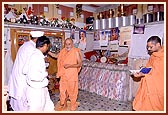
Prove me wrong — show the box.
[78,60,131,102]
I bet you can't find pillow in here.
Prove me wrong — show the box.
[84,51,97,59]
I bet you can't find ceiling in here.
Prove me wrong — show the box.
[61,4,123,13]
[83,4,120,13]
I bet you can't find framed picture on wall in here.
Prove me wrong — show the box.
[110,27,119,41]
[119,26,132,46]
[78,30,86,50]
[58,9,62,15]
[70,29,75,40]
[44,6,48,12]
[94,31,100,41]
[133,25,145,34]
[79,30,86,40]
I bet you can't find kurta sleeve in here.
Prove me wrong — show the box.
[28,54,48,81]
[24,52,48,88]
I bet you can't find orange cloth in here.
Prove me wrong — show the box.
[57,47,82,110]
[57,47,81,81]
[133,47,164,111]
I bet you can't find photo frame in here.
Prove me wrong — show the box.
[133,25,145,34]
[57,9,62,15]
[119,26,132,46]
[44,6,48,12]
[94,31,100,41]
[70,29,75,40]
[110,27,119,41]
[100,30,109,47]
[70,12,74,17]
[78,30,86,50]
[70,29,78,48]
[79,30,86,40]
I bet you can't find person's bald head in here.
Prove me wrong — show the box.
[65,38,74,51]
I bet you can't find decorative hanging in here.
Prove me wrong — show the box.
[76,4,82,18]
[118,4,125,17]
[109,9,114,18]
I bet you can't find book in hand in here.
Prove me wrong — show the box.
[129,67,152,74]
[139,67,152,74]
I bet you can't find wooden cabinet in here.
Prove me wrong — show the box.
[10,29,31,62]
[10,28,65,75]
[45,31,65,75]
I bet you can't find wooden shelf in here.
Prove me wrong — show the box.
[3,22,95,33]
[4,22,81,32]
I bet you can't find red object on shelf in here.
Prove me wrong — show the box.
[84,51,97,60]
[122,57,128,64]
[83,25,87,30]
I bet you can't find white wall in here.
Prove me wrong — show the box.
[86,32,94,52]
[128,23,164,59]
[65,30,94,60]
[127,22,164,100]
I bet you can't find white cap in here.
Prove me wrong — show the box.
[30,31,44,38]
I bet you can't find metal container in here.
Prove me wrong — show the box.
[153,12,164,22]
[128,15,136,25]
[93,19,100,30]
[100,19,107,30]
[113,17,121,27]
[143,13,153,23]
[121,16,129,27]
[136,18,143,24]
[106,18,114,29]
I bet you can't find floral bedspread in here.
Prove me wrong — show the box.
[78,60,130,102]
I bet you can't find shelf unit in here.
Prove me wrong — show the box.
[4,23,66,75]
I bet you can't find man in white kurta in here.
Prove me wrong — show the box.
[8,31,44,111]
[22,36,54,111]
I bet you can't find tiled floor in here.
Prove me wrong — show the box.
[50,89,133,111]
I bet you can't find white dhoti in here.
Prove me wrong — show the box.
[10,96,28,111]
[26,86,54,111]
[9,85,29,111]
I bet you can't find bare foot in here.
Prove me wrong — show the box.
[56,104,64,111]
[70,104,77,111]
